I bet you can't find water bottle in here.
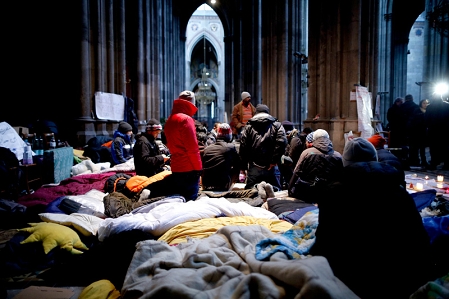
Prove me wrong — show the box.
[34,135,44,156]
[23,145,33,165]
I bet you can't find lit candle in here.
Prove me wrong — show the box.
[425,176,429,180]
[437,175,444,182]
[415,183,424,191]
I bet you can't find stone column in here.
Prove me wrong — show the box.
[305,0,378,153]
[78,0,96,145]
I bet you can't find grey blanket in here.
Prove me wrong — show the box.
[122,225,359,298]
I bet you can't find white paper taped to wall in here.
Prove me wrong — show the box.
[94,92,125,121]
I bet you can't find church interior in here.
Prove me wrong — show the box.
[2,0,447,153]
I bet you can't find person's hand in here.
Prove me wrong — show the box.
[162,154,170,163]
[267,163,276,170]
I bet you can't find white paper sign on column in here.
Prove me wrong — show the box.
[355,86,374,138]
[94,92,125,121]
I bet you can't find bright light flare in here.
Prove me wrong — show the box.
[434,82,449,97]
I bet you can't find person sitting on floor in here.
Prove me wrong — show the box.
[288,129,342,202]
[111,121,135,166]
[309,137,432,299]
[201,123,241,191]
[133,118,170,178]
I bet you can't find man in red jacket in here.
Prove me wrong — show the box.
[164,90,202,201]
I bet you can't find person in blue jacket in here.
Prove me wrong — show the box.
[111,121,135,166]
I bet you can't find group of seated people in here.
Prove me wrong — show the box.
[118,116,407,202]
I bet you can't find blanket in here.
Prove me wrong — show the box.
[122,225,359,298]
[97,196,278,241]
[158,216,293,245]
[17,171,134,208]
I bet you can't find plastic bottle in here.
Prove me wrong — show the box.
[34,135,44,156]
[23,136,33,165]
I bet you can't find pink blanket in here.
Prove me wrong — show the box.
[17,171,134,207]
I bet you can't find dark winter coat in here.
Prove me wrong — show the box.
[288,137,343,201]
[375,148,405,187]
[239,113,287,170]
[310,161,432,299]
[286,131,308,167]
[201,138,241,191]
[133,132,166,177]
[111,131,134,166]
[401,100,420,141]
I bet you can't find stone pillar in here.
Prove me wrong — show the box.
[78,0,96,146]
[305,0,378,153]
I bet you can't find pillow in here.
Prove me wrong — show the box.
[18,222,89,254]
[79,279,121,299]
[39,212,104,236]
[126,170,172,193]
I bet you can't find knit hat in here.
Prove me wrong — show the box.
[367,134,386,149]
[255,104,270,114]
[282,120,294,133]
[217,123,232,142]
[118,121,133,133]
[146,118,162,131]
[178,90,196,104]
[241,91,251,100]
[342,137,378,167]
[306,132,314,143]
[313,129,329,140]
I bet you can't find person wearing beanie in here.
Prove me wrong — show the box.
[312,129,329,140]
[255,104,270,115]
[133,118,170,178]
[239,103,287,190]
[306,132,314,144]
[201,123,241,191]
[111,121,135,166]
[367,134,405,187]
[216,123,233,142]
[288,128,342,201]
[341,137,378,167]
[163,90,202,201]
[230,91,256,140]
[290,128,342,197]
[309,136,432,299]
[178,90,196,104]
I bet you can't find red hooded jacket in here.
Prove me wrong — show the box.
[164,99,202,172]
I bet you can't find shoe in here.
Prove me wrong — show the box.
[264,183,276,199]
[257,181,267,200]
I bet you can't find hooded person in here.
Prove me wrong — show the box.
[309,137,432,299]
[133,118,170,177]
[201,123,241,191]
[239,104,287,190]
[294,129,342,174]
[111,121,135,166]
[163,90,202,201]
[288,129,342,201]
